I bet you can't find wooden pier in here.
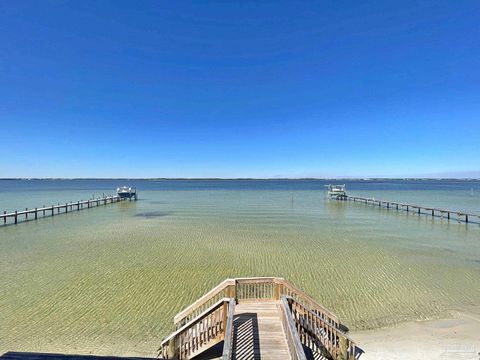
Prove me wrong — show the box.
[158,277,358,360]
[1,194,129,226]
[341,195,480,225]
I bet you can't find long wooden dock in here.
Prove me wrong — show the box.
[339,194,480,224]
[158,277,358,360]
[1,194,129,226]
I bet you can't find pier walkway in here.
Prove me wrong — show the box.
[1,194,130,226]
[158,277,358,360]
[332,194,480,225]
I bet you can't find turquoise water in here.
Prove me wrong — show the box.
[1,179,479,356]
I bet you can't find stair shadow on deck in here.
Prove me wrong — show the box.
[0,352,155,360]
[231,313,260,360]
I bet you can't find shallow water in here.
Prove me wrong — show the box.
[1,179,480,356]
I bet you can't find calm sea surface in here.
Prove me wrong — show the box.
[1,179,480,356]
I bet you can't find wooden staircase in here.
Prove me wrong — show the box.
[158,277,359,360]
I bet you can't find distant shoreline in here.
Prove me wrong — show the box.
[1,177,480,181]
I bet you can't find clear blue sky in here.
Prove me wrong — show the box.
[1,1,479,178]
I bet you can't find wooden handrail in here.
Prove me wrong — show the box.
[173,277,341,330]
[173,279,235,325]
[159,298,233,359]
[221,298,236,360]
[279,296,308,360]
[275,278,340,328]
[287,297,358,360]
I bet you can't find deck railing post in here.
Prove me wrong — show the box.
[228,283,236,300]
[274,282,281,300]
[222,301,228,337]
[167,338,178,359]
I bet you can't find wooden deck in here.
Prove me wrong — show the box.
[158,277,359,360]
[232,302,290,360]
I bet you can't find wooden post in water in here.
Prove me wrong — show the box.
[431,209,434,216]
[3,211,6,224]
[465,214,469,223]
[418,207,420,214]
[25,208,28,220]
[35,207,38,220]
[43,206,46,216]
[65,203,68,213]
[15,211,18,224]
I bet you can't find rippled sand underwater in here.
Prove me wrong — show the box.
[1,182,480,356]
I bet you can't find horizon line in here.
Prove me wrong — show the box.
[1,177,480,181]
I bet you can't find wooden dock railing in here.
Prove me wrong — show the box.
[173,279,236,326]
[286,296,358,360]
[1,195,127,226]
[162,278,357,360]
[159,298,235,359]
[344,195,480,225]
[279,296,308,360]
[173,277,339,330]
[221,298,236,360]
